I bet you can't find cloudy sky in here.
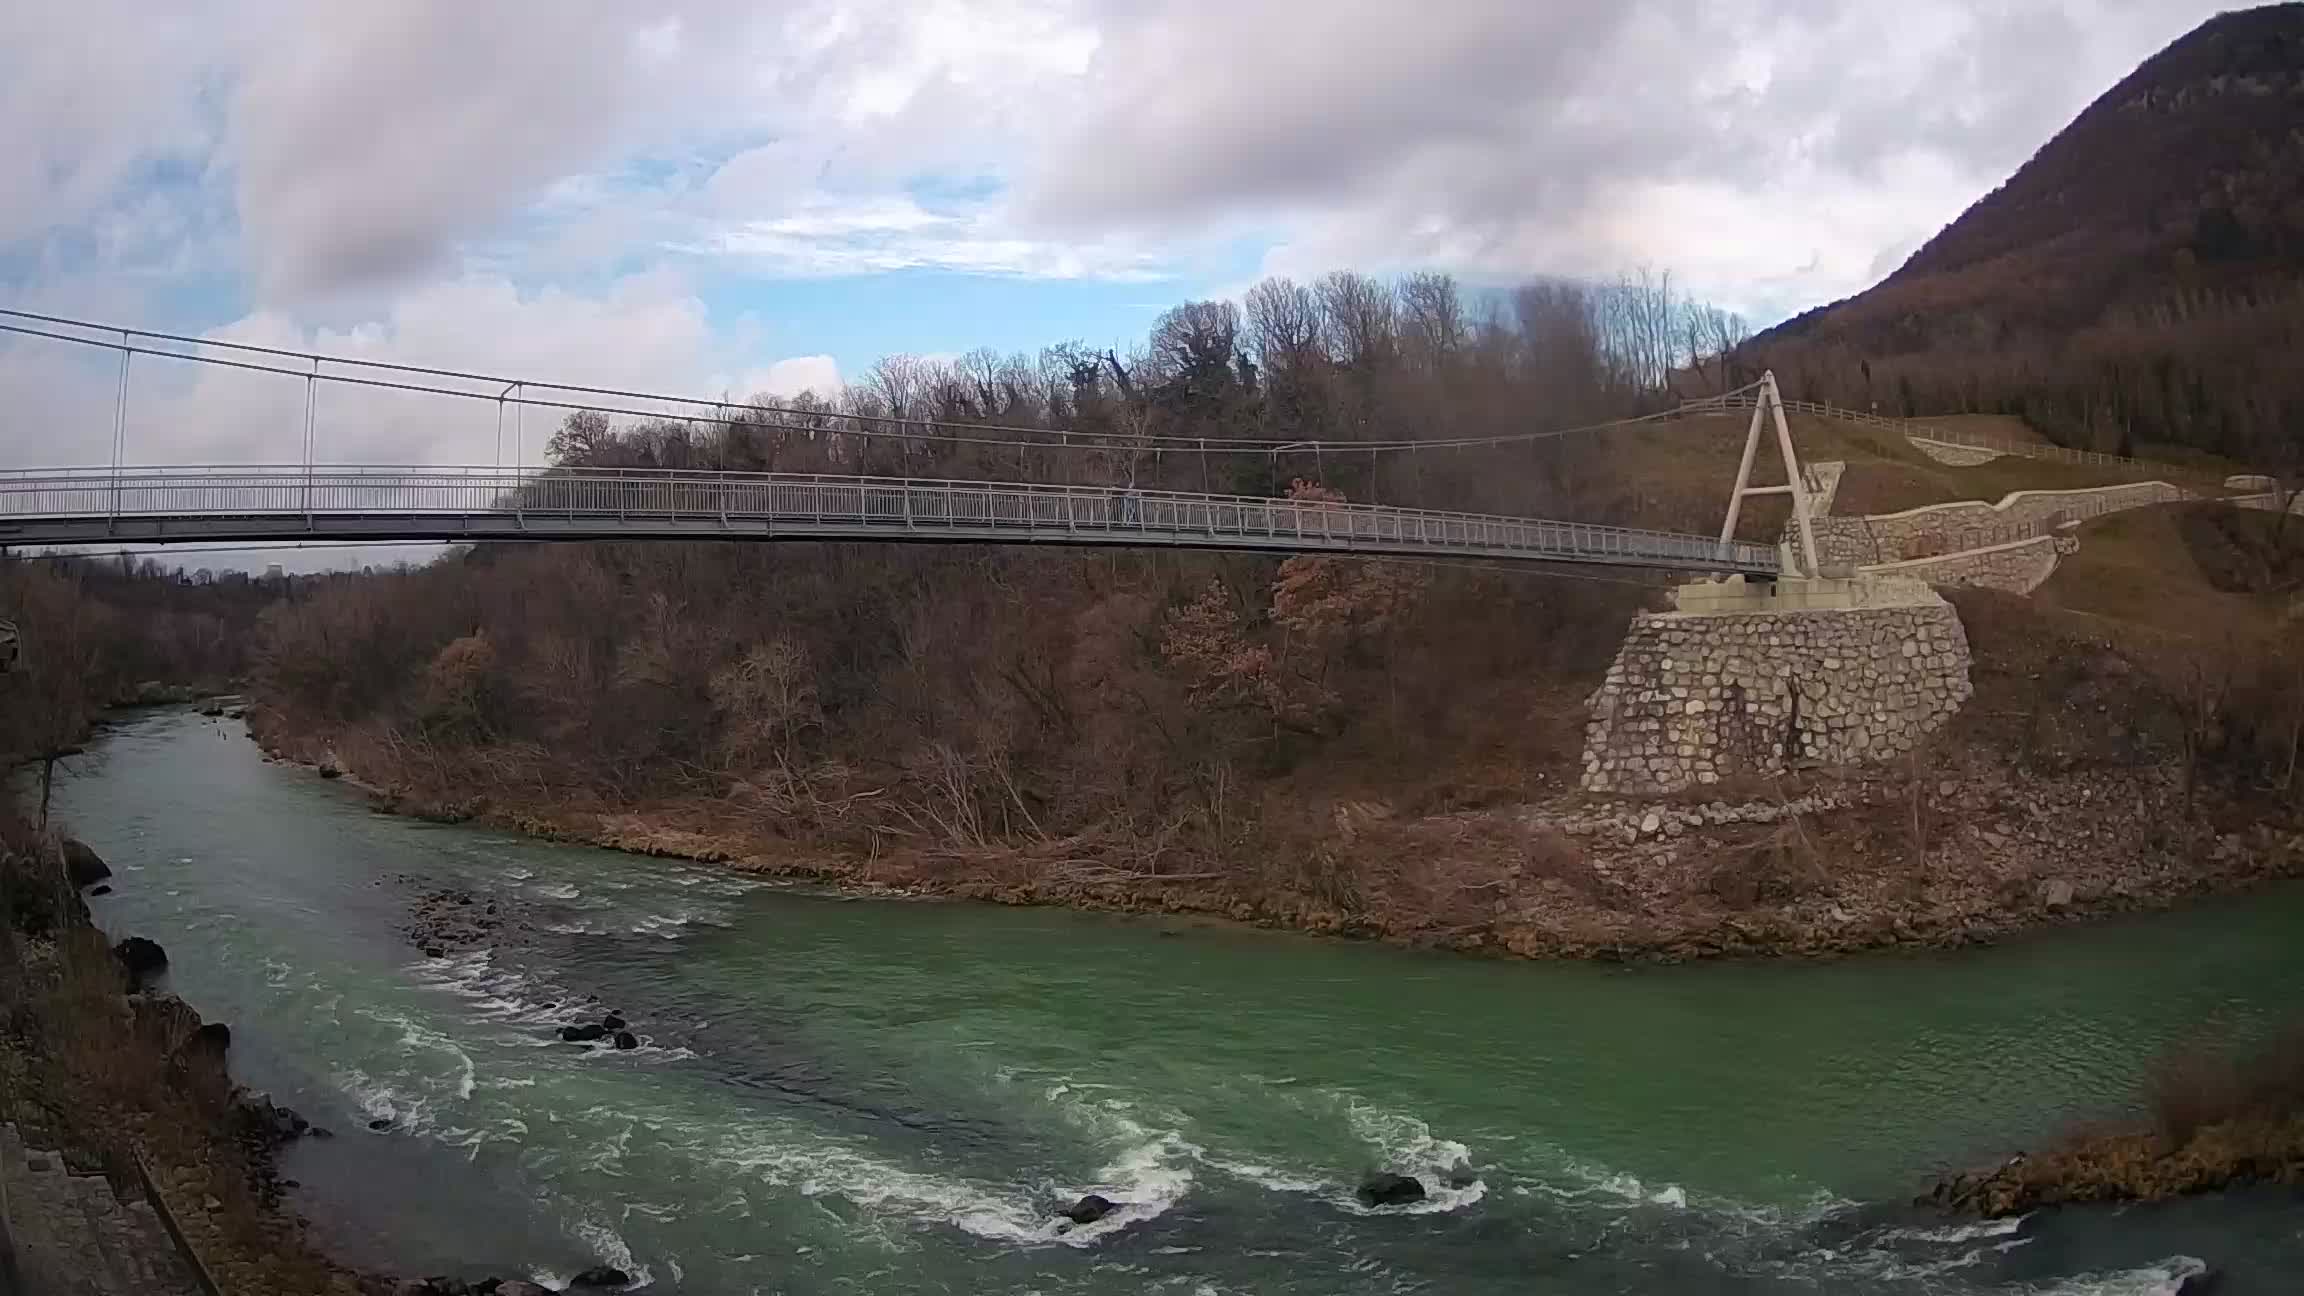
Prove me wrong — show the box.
[0,0,2234,479]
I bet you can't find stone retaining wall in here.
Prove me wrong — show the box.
[1812,481,2193,565]
[1776,461,1844,552]
[2235,490,2304,515]
[1859,533,2080,596]
[1804,461,1845,516]
[1580,597,1973,795]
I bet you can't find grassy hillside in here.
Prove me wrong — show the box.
[1746,4,2304,468]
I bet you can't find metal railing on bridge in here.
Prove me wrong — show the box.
[0,465,1783,575]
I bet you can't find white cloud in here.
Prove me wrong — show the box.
[740,355,842,398]
[0,2,226,247]
[691,194,1165,279]
[230,3,702,300]
[0,272,843,470]
[1026,0,2230,314]
[1,0,2245,412]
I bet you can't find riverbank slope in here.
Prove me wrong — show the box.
[252,583,2304,962]
[0,830,367,1295]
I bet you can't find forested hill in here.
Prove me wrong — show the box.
[1747,3,2304,470]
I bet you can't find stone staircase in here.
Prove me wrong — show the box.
[1,1122,203,1296]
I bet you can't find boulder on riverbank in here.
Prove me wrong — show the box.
[1357,1172,1427,1207]
[2178,1263,2224,1293]
[235,1094,315,1145]
[62,838,109,888]
[113,935,168,989]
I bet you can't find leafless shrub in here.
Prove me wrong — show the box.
[2148,1026,2304,1146]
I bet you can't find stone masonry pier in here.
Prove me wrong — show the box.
[1580,577,1973,795]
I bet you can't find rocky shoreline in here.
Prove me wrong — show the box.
[5,829,641,1296]
[1927,1121,2304,1218]
[1924,1026,2304,1224]
[247,710,2304,966]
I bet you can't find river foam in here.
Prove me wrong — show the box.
[2031,1255,2210,1295]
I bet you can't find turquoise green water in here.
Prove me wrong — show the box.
[55,708,2304,1293]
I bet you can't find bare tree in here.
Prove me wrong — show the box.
[1245,277,1322,373]
[1592,267,1683,394]
[1398,272,1468,371]
[0,568,108,830]
[1316,271,1398,373]
[1681,303,1751,394]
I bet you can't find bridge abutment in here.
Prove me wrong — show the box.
[1580,577,1973,795]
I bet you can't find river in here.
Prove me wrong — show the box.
[49,707,2304,1293]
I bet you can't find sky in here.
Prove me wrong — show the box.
[0,0,2238,565]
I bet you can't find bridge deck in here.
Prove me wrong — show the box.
[0,467,1781,574]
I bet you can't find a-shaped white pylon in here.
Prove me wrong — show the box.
[1717,370,1822,577]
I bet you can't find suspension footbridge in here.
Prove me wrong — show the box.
[0,311,1798,576]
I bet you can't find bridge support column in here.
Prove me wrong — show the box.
[1719,371,1822,577]
[1579,577,1972,795]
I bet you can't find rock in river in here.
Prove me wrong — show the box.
[560,1023,608,1043]
[1058,1194,1117,1224]
[1357,1172,1427,1207]
[613,1031,639,1051]
[601,1014,627,1032]
[63,838,110,887]
[2177,1265,2224,1294]
[569,1265,633,1288]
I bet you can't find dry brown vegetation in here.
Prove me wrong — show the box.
[0,557,271,825]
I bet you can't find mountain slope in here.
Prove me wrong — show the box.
[1750,4,2304,468]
